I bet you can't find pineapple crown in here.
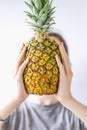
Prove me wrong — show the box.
[24,0,56,33]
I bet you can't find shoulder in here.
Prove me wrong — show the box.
[10,99,30,117]
[2,99,30,130]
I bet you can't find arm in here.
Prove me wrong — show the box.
[0,44,29,129]
[55,42,87,125]
[63,96,87,125]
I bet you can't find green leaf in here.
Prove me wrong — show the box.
[34,0,42,10]
[24,11,33,18]
[41,0,46,7]
[33,5,39,16]
[42,22,55,30]
[44,0,49,4]
[32,16,38,22]
[48,7,56,14]
[30,0,35,6]
[24,1,33,10]
[49,0,53,6]
[47,7,55,19]
[40,13,47,24]
[37,20,43,26]
[27,22,42,29]
[45,17,55,24]
[39,1,49,17]
[42,24,50,29]
[24,11,37,21]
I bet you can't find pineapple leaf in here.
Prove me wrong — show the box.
[39,1,49,17]
[33,5,39,17]
[48,7,56,14]
[44,0,49,4]
[41,0,46,7]
[36,20,43,26]
[31,16,38,22]
[40,13,47,24]
[50,0,53,5]
[42,21,55,30]
[45,17,55,24]
[24,0,56,32]
[24,11,37,22]
[48,11,55,18]
[24,1,33,10]
[34,0,42,10]
[24,11,33,18]
[30,0,35,6]
[44,22,55,29]
[27,22,43,29]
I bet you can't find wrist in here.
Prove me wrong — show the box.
[59,95,73,106]
[62,96,75,108]
[14,93,29,103]
[0,97,25,121]
[14,96,27,103]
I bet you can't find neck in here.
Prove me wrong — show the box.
[28,95,58,105]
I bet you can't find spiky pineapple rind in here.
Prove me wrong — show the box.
[23,37,60,95]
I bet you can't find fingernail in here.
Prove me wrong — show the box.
[22,43,25,46]
[61,42,63,45]
[59,42,63,48]
[55,55,58,59]
[24,45,27,50]
[27,56,29,60]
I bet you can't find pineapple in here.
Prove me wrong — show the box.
[23,0,61,95]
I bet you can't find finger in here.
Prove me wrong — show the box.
[19,43,25,55]
[60,42,69,57]
[14,46,27,76]
[13,44,27,78]
[59,43,71,74]
[18,57,29,76]
[49,36,60,46]
[17,46,27,68]
[55,55,66,77]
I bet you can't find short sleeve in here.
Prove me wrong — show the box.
[80,119,87,130]
[2,116,10,130]
[1,102,29,130]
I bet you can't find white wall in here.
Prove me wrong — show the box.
[0,0,87,107]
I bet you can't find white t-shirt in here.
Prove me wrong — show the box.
[2,99,87,130]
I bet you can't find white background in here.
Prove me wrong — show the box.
[0,0,87,107]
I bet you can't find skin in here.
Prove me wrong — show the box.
[0,37,87,129]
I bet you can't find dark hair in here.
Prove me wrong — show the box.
[49,32,69,55]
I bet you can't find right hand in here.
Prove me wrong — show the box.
[13,43,29,101]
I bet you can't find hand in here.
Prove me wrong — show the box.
[55,42,73,104]
[12,44,29,101]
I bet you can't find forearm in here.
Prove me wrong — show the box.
[0,123,2,130]
[0,97,23,128]
[63,96,87,125]
[0,97,23,119]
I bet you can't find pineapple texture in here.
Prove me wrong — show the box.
[23,35,60,95]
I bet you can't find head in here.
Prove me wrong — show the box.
[29,32,69,104]
[49,32,69,55]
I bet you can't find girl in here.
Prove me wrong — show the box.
[0,32,87,130]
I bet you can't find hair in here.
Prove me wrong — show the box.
[49,32,69,55]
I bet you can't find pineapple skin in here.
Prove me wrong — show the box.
[23,35,61,95]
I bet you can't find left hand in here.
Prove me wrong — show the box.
[55,42,73,104]
[12,44,29,101]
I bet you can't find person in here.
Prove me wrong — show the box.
[0,32,87,130]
